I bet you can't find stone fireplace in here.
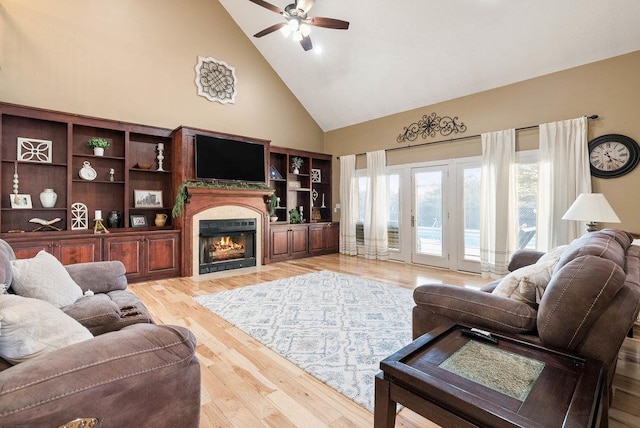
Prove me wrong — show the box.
[177,187,272,277]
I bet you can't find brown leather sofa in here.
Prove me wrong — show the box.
[0,239,201,427]
[413,229,640,418]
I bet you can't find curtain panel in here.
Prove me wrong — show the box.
[480,129,517,278]
[339,154,358,255]
[363,150,389,260]
[537,117,590,250]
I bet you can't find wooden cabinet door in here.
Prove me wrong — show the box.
[103,235,144,280]
[9,241,53,260]
[290,226,308,256]
[308,225,325,252]
[270,227,291,260]
[57,237,101,264]
[324,223,339,251]
[145,233,179,276]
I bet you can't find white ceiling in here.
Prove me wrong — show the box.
[219,0,640,132]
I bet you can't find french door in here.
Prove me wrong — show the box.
[411,165,450,268]
[385,160,481,273]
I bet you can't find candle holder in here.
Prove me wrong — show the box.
[93,212,109,234]
[156,143,165,172]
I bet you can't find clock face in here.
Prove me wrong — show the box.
[79,162,97,181]
[588,134,640,178]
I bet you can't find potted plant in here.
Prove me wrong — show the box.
[87,137,110,156]
[289,208,303,224]
[291,156,303,174]
[268,193,279,222]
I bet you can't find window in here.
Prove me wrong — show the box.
[515,156,538,249]
[355,171,400,249]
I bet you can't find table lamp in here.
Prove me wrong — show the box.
[562,193,620,232]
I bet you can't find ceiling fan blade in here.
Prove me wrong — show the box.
[300,35,313,51]
[297,0,316,13]
[308,17,350,30]
[253,22,287,38]
[249,0,284,14]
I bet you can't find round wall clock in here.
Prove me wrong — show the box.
[588,134,640,178]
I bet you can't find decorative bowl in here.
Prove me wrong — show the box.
[136,163,152,170]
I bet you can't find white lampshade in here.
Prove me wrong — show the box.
[562,193,620,232]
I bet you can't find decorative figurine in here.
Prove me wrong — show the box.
[157,142,165,172]
[109,168,115,182]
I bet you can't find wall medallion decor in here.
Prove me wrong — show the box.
[195,56,237,104]
[397,112,468,143]
[17,137,52,163]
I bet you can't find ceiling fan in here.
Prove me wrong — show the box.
[249,0,349,51]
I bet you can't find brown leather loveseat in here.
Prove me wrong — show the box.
[0,239,201,427]
[413,229,640,418]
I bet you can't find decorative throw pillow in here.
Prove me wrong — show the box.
[0,294,93,364]
[492,258,557,306]
[10,250,83,308]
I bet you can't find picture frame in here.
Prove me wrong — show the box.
[134,189,163,208]
[269,165,283,180]
[17,137,53,163]
[9,194,33,209]
[130,214,147,227]
[311,168,321,183]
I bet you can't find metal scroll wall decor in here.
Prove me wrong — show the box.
[397,112,468,143]
[194,56,237,104]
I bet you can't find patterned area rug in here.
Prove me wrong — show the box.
[194,270,414,412]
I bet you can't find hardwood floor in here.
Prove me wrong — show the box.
[129,254,640,427]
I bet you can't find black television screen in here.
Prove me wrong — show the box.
[195,135,266,184]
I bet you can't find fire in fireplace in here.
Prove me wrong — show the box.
[199,218,256,274]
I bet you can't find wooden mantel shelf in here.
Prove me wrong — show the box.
[176,186,273,277]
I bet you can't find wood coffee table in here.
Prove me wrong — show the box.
[375,323,604,428]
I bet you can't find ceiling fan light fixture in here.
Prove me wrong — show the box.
[287,18,300,31]
[280,25,293,37]
[293,30,304,42]
[299,23,311,37]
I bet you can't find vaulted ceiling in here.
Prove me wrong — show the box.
[219,0,640,131]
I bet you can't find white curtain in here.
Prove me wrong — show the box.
[339,154,358,255]
[363,150,389,260]
[480,129,518,278]
[537,117,591,250]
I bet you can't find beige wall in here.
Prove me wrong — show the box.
[325,51,640,233]
[0,0,323,151]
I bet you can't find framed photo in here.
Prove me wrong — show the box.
[17,137,52,163]
[130,214,147,227]
[311,168,321,183]
[269,165,283,180]
[10,194,32,209]
[134,190,163,208]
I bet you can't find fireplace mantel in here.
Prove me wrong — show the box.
[178,186,272,276]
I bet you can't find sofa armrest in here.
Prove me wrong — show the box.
[413,284,538,334]
[508,249,546,272]
[0,324,200,427]
[65,260,128,293]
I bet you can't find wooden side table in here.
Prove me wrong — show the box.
[375,323,604,428]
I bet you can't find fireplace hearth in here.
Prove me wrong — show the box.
[199,218,256,274]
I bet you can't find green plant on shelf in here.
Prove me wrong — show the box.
[291,156,303,172]
[87,137,110,149]
[289,208,304,224]
[268,193,278,216]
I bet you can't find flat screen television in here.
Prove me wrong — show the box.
[195,134,266,184]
